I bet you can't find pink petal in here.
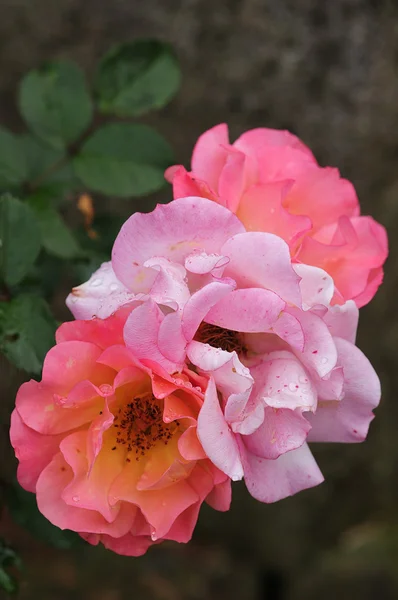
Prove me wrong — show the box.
[36,453,135,536]
[307,337,381,442]
[56,305,133,348]
[197,377,244,481]
[191,124,230,191]
[221,232,302,305]
[238,440,324,503]
[98,532,153,557]
[237,181,311,246]
[10,409,64,492]
[323,301,359,344]
[166,165,219,201]
[234,127,317,161]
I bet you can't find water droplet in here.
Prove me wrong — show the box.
[321,357,328,365]
[109,283,119,292]
[90,278,103,287]
[99,383,113,395]
[194,386,202,392]
[288,382,297,392]
[298,375,308,384]
[72,495,80,502]
[174,378,184,386]
[150,531,158,541]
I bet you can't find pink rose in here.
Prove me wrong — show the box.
[10,304,231,556]
[165,125,388,307]
[71,197,380,502]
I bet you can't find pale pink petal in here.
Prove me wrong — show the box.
[293,264,334,310]
[112,197,244,289]
[249,353,317,412]
[66,261,138,320]
[205,287,285,332]
[197,378,244,481]
[323,301,359,344]
[123,300,180,373]
[286,307,337,377]
[217,148,247,212]
[243,406,311,459]
[221,232,302,305]
[307,337,381,442]
[56,305,133,348]
[191,124,230,191]
[238,440,324,503]
[185,251,229,276]
[182,279,236,341]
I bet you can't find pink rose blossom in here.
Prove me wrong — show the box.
[10,304,230,556]
[69,197,381,503]
[165,125,388,307]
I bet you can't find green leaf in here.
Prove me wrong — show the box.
[73,123,173,197]
[27,195,81,259]
[6,483,80,550]
[0,194,41,286]
[95,39,181,117]
[0,294,57,374]
[0,539,21,594]
[19,60,93,149]
[20,134,78,197]
[0,127,28,190]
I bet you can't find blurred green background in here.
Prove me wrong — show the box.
[0,1,396,598]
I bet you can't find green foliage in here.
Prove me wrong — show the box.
[19,60,93,149]
[0,539,22,595]
[6,483,81,550]
[0,194,41,286]
[0,37,180,558]
[73,122,173,197]
[95,40,181,117]
[28,195,81,259]
[0,128,28,190]
[0,294,57,374]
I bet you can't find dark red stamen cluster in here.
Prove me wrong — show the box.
[112,394,180,461]
[195,322,247,354]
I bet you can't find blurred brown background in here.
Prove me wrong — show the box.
[0,0,397,598]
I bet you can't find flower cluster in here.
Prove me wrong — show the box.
[11,126,386,556]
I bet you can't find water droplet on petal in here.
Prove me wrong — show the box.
[298,375,308,384]
[109,283,119,292]
[72,496,80,502]
[288,382,297,392]
[90,278,102,287]
[194,386,202,392]
[151,531,157,541]
[321,357,328,365]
